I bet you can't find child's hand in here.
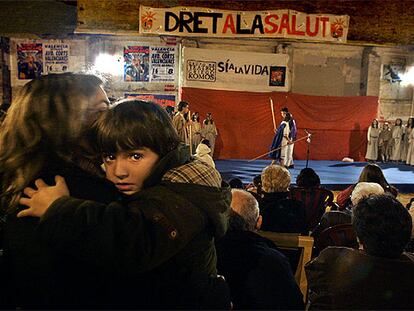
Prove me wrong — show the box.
[17,176,69,218]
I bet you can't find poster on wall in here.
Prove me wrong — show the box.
[124,46,150,82]
[183,47,289,92]
[150,47,176,82]
[125,93,176,107]
[44,43,70,74]
[140,5,349,43]
[17,43,43,80]
[382,63,404,83]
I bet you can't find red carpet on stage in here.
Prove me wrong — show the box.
[182,87,378,161]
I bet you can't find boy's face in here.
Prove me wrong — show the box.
[103,147,159,195]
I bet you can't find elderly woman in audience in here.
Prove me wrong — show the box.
[259,165,307,234]
[306,194,414,310]
[336,163,398,209]
[311,182,384,244]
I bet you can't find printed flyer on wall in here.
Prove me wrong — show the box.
[44,43,70,74]
[17,43,43,80]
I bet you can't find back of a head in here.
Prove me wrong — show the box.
[261,165,291,193]
[281,107,289,113]
[200,139,211,148]
[229,178,244,189]
[353,194,412,258]
[351,182,384,206]
[230,189,260,231]
[296,168,321,188]
[0,73,103,210]
[253,175,262,188]
[359,164,389,189]
[95,100,180,158]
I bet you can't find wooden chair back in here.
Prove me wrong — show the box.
[258,231,313,302]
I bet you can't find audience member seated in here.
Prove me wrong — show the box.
[216,189,304,310]
[245,175,263,201]
[194,140,215,168]
[290,168,335,231]
[306,194,414,310]
[259,165,307,234]
[312,182,384,255]
[229,177,244,189]
[296,168,321,188]
[336,163,398,209]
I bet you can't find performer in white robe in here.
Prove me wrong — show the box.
[401,118,413,162]
[390,118,403,162]
[191,112,202,152]
[406,118,414,166]
[365,119,380,162]
[201,113,218,157]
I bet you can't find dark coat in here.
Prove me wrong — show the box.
[306,247,414,310]
[2,158,121,309]
[259,192,307,234]
[216,230,304,310]
[10,144,231,309]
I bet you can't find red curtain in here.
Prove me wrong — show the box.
[181,87,378,161]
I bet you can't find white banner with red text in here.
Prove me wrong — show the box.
[139,5,349,43]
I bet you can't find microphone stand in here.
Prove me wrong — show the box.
[305,129,312,168]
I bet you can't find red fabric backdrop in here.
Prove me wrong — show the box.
[181,87,379,161]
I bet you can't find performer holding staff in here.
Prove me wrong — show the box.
[269,105,297,168]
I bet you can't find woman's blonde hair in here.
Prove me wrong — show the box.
[0,73,104,211]
[261,165,291,193]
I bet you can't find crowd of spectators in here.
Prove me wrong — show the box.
[0,73,413,310]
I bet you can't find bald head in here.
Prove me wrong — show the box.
[231,189,260,231]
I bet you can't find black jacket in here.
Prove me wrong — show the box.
[259,192,307,234]
[216,230,304,310]
[3,159,121,308]
[306,247,414,310]
[7,144,231,309]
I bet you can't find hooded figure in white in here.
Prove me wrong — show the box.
[194,142,215,168]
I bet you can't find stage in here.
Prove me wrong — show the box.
[215,160,414,193]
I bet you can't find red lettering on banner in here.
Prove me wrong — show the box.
[278,13,291,34]
[264,14,278,33]
[320,17,329,37]
[222,14,236,34]
[306,16,319,36]
[291,15,305,36]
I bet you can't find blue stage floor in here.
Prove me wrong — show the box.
[215,160,414,193]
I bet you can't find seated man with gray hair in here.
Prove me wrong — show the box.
[306,194,414,309]
[259,165,307,234]
[215,189,304,310]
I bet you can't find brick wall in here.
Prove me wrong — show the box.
[77,0,414,45]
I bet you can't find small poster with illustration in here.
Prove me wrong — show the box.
[17,43,43,80]
[124,46,150,82]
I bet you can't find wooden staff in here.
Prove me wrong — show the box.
[248,135,310,162]
[188,110,193,154]
[270,97,277,132]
